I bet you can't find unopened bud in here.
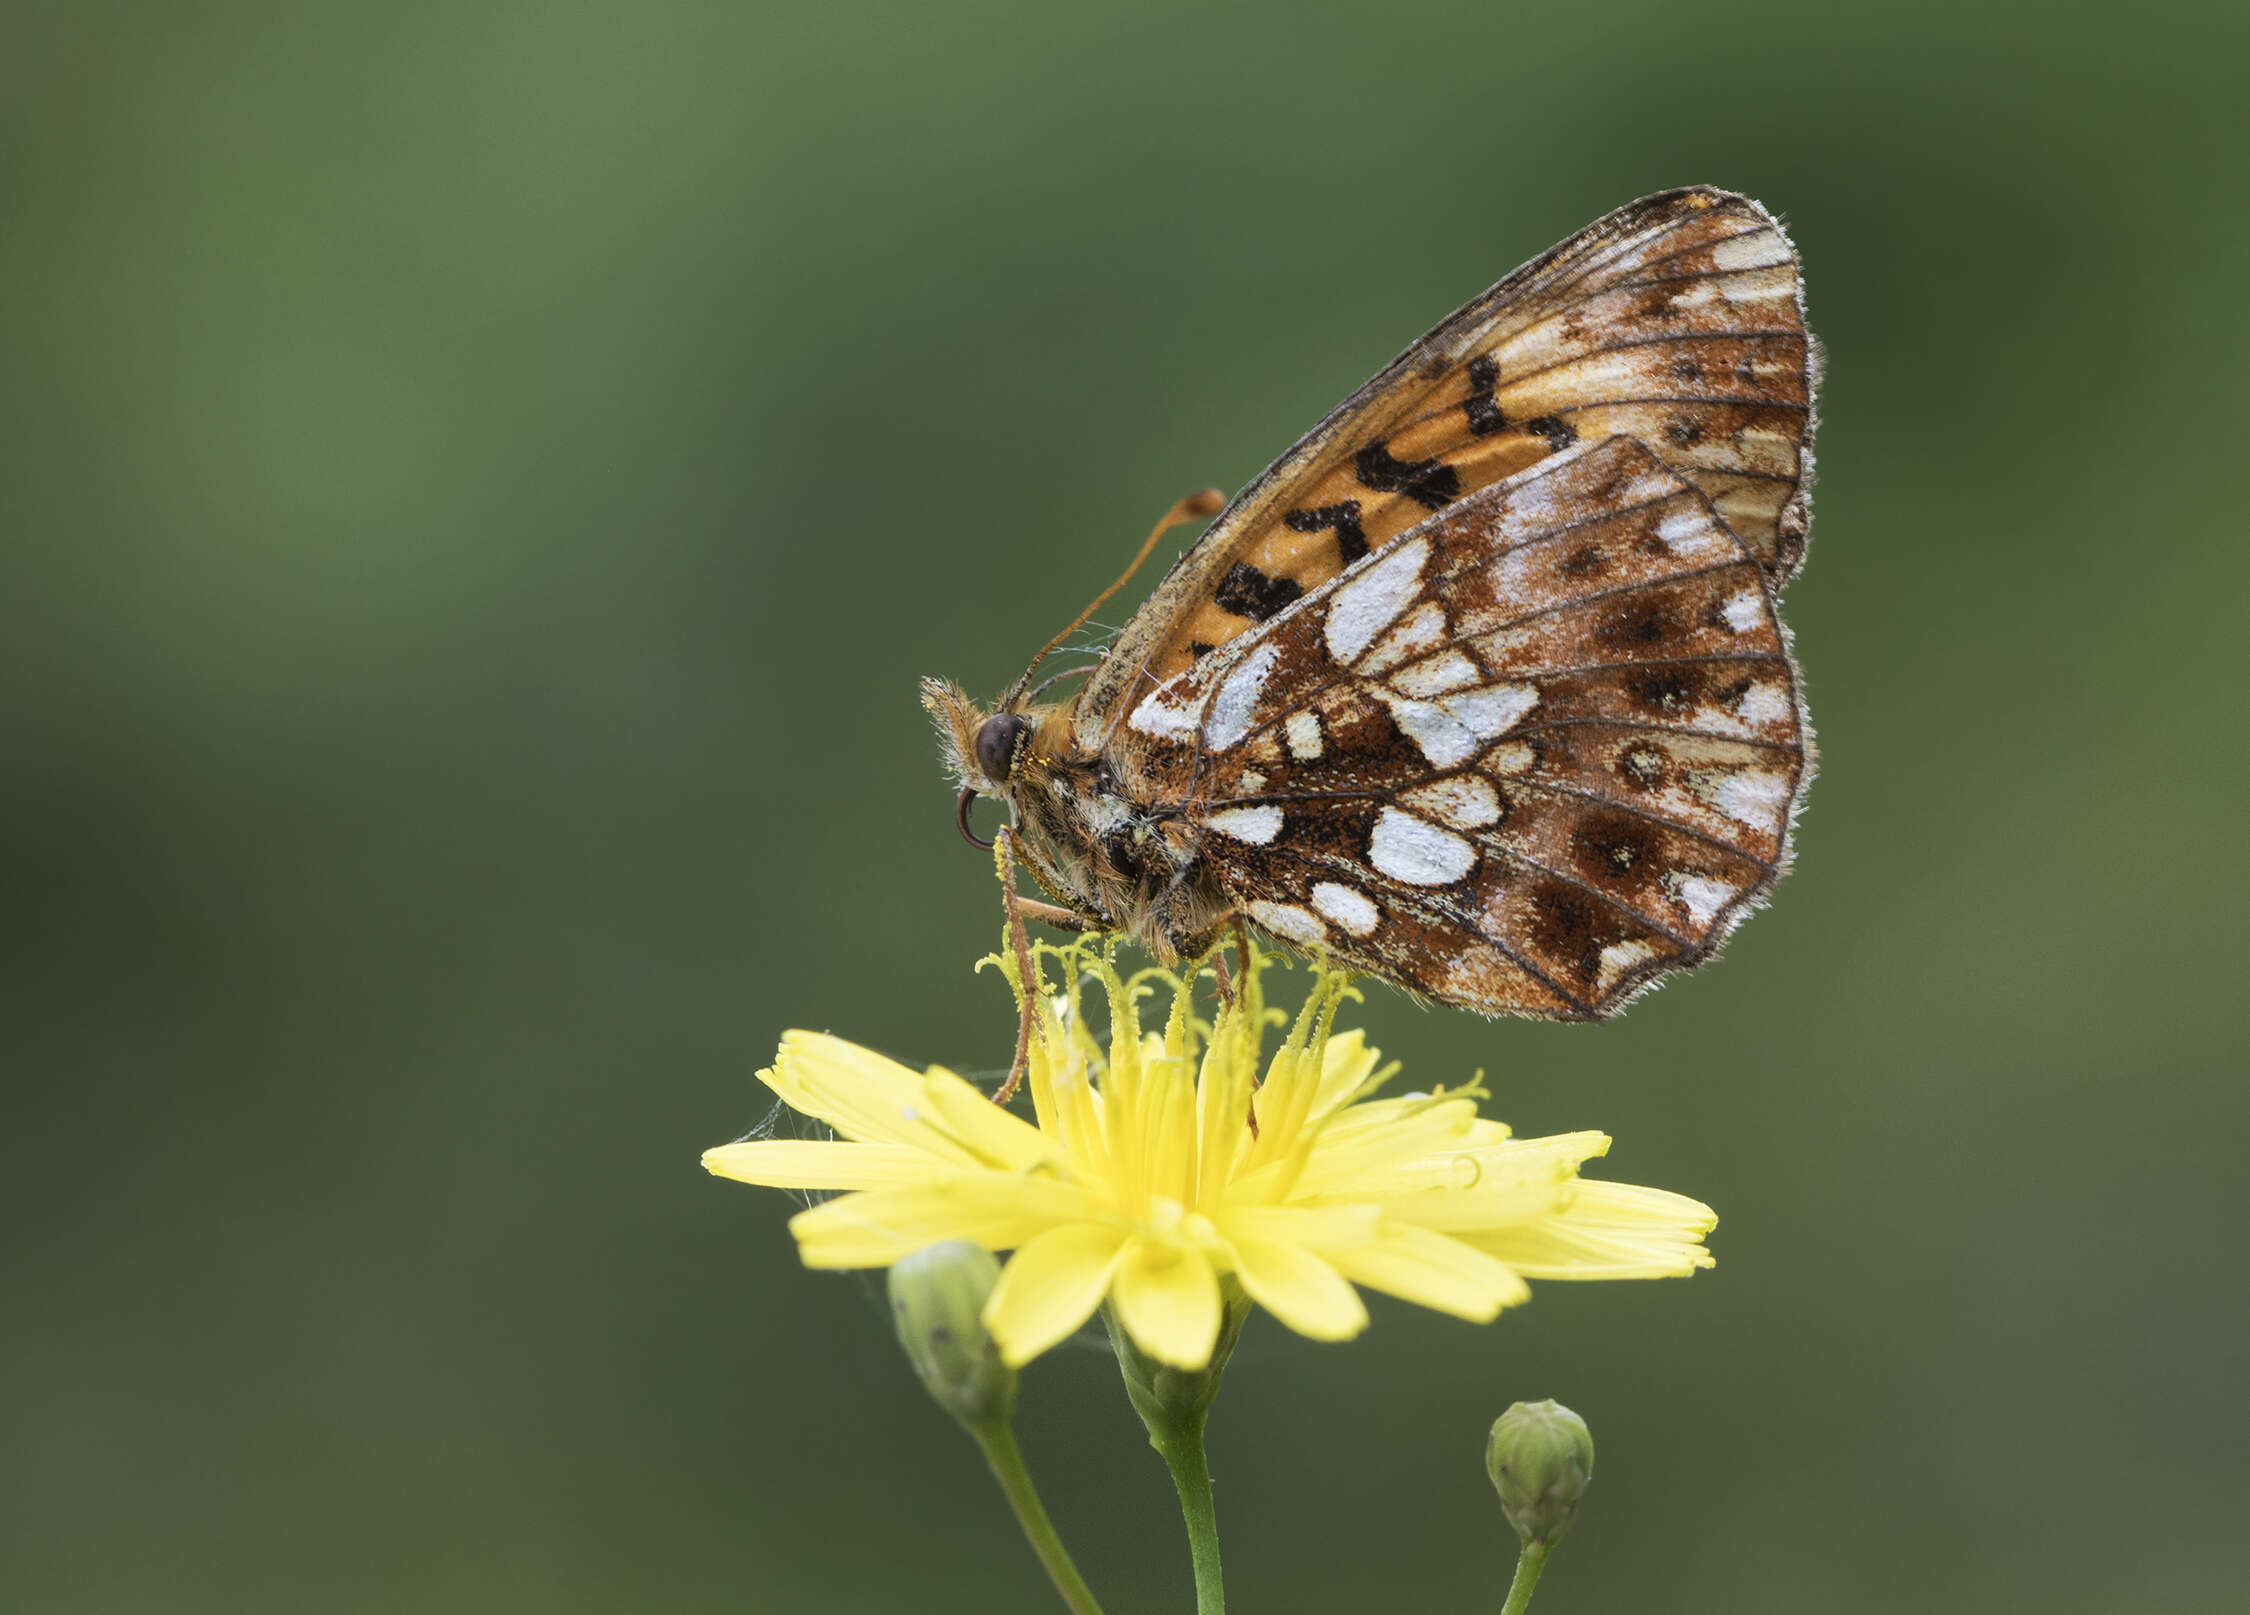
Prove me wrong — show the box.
[1485,1399,1595,1546]
[1105,1277,1253,1430]
[888,1241,1015,1427]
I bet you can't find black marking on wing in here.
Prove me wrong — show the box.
[1462,354,1506,436]
[1283,501,1370,565]
[1521,415,1579,451]
[1524,877,1642,993]
[1545,394,1813,415]
[1495,774,1780,872]
[1214,562,1304,623]
[1352,441,1461,510]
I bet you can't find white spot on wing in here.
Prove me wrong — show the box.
[1378,680,1540,769]
[1129,679,1203,741]
[1719,273,1795,304]
[1709,229,1788,272]
[1205,804,1283,845]
[1721,590,1766,634]
[1675,875,1738,927]
[1310,881,1379,937]
[1369,807,1477,886]
[1247,900,1326,946]
[1284,709,1324,762]
[1716,769,1789,829]
[1205,641,1280,752]
[1442,682,1539,739]
[1391,649,1481,699]
[1655,507,1725,558]
[1737,684,1791,727]
[1325,536,1428,665]
[1381,696,1479,768]
[1362,601,1447,674]
[1596,938,1661,992]
[1402,776,1500,829]
[1483,740,1537,776]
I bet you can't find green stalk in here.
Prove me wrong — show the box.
[968,1418,1108,1615]
[1103,1291,1250,1615]
[1499,1541,1550,1615]
[1147,1405,1226,1615]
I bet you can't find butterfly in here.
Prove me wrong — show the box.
[926,187,1818,1022]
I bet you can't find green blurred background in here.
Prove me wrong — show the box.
[6,3,2246,1611]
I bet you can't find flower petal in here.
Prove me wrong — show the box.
[762,1033,1048,1168]
[1468,1180,1718,1278]
[1294,1124,1609,1208]
[760,1032,965,1156]
[1221,1201,1384,1245]
[702,1140,939,1191]
[1307,1028,1386,1119]
[1316,1221,1531,1321]
[787,1171,1106,1268]
[984,1223,1130,1366]
[918,1065,1057,1172]
[1224,1233,1367,1341]
[1287,1099,1491,1198]
[1112,1237,1223,1370]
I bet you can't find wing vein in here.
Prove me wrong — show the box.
[1506,716,1805,753]
[1484,777,1784,873]
[1240,842,1596,1016]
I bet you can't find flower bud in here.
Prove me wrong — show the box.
[888,1241,1015,1427]
[1485,1399,1595,1546]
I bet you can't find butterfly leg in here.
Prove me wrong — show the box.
[990,829,1043,1106]
[1208,945,1235,1010]
[1199,913,1256,1011]
[1226,912,1262,1134]
[991,831,1110,1106]
[1011,898,1106,934]
[1173,909,1264,1134]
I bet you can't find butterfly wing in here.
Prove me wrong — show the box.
[1073,186,1816,754]
[1115,437,1810,1018]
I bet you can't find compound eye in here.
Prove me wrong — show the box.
[973,713,1030,782]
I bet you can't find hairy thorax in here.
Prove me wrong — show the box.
[922,677,1231,962]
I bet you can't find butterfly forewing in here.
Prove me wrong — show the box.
[930,188,1818,1021]
[1073,187,1815,755]
[1113,437,1808,1018]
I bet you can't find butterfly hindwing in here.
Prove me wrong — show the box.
[1115,436,1809,1017]
[928,190,1820,1019]
[1073,187,1816,757]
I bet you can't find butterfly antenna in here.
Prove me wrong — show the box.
[1026,662,1101,700]
[1007,488,1226,704]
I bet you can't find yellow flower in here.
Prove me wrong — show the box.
[705,941,1714,1372]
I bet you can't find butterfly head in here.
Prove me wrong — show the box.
[920,677,1064,849]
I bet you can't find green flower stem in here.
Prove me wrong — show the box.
[1103,1293,1249,1615]
[967,1418,1107,1615]
[1148,1407,1226,1615]
[1499,1541,1550,1615]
